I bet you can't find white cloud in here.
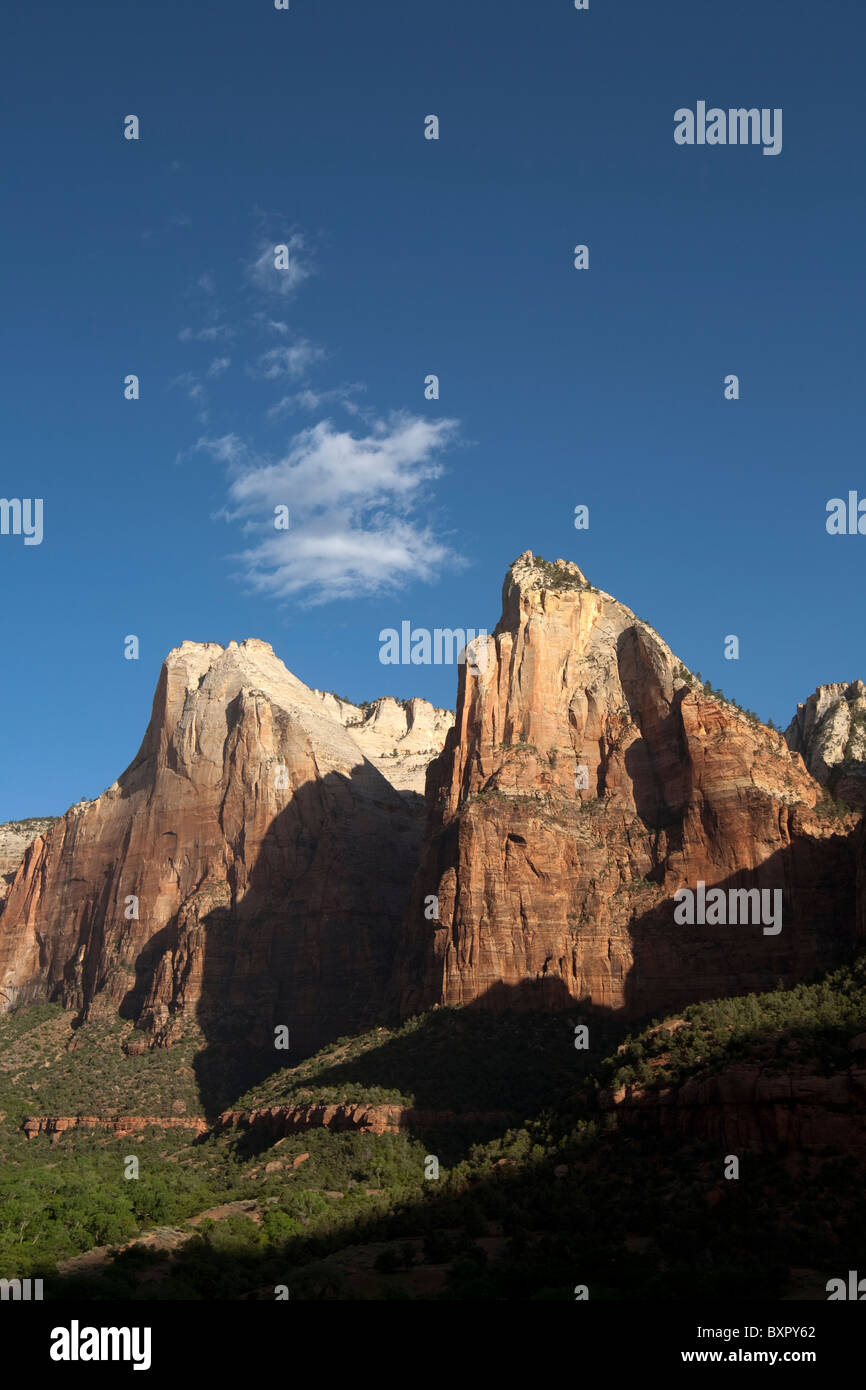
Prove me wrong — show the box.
[207,356,231,378]
[251,341,325,381]
[246,233,312,298]
[235,522,458,604]
[266,383,364,420]
[172,371,206,403]
[199,414,462,603]
[196,432,248,466]
[252,313,291,335]
[178,323,234,343]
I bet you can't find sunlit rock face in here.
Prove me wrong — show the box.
[396,553,861,1020]
[0,640,436,1058]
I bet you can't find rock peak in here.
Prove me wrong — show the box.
[508,550,588,590]
[396,552,859,1021]
[0,634,452,1055]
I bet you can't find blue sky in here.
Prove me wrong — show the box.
[1,0,864,820]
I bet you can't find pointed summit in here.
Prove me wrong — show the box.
[0,641,450,1062]
[395,553,860,1019]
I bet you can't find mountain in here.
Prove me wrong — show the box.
[0,640,450,1062]
[2,556,862,1073]
[3,555,866,1303]
[785,680,866,808]
[396,552,862,1019]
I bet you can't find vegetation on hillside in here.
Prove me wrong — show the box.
[0,953,864,1300]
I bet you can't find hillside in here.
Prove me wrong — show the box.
[1,952,863,1300]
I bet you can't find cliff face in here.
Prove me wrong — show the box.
[785,681,866,808]
[310,692,454,798]
[22,1115,207,1141]
[213,1103,513,1142]
[0,819,57,905]
[605,1060,866,1156]
[0,640,444,1057]
[396,553,861,1020]
[2,561,862,1065]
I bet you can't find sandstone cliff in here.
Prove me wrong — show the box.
[396,553,861,1020]
[310,692,453,797]
[604,1059,866,1155]
[21,1114,207,1141]
[213,1102,513,1142]
[0,640,447,1060]
[785,680,866,808]
[0,818,57,905]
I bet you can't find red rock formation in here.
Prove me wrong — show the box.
[2,560,862,1070]
[22,1114,207,1140]
[213,1103,514,1141]
[396,553,862,1019]
[0,640,438,1058]
[0,818,56,904]
[604,1064,866,1155]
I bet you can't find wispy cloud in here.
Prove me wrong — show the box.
[172,371,206,403]
[171,371,211,423]
[199,414,462,603]
[266,383,364,420]
[252,313,291,336]
[246,233,312,298]
[178,322,234,343]
[250,340,325,381]
[197,432,247,466]
[175,223,463,602]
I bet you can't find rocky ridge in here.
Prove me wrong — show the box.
[21,1114,207,1141]
[213,1102,513,1142]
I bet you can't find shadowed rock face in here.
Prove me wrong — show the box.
[605,1061,866,1156]
[395,553,862,1020]
[0,640,440,1059]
